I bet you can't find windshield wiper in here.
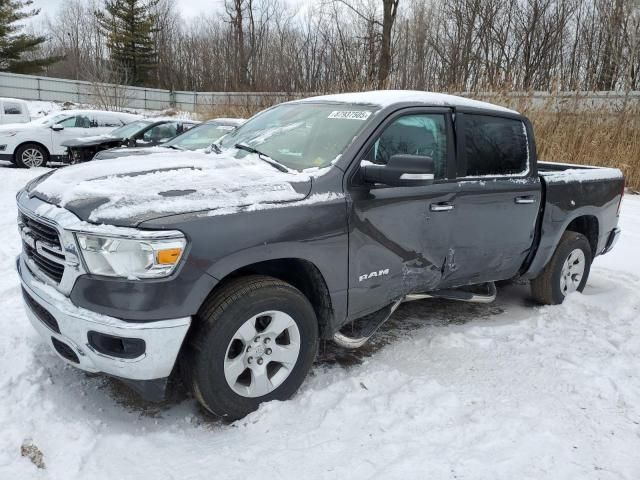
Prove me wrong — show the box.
[209,142,222,154]
[165,144,184,150]
[235,143,289,173]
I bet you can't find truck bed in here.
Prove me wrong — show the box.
[522,160,624,279]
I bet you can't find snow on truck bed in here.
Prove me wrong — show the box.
[539,161,624,183]
[2,164,640,479]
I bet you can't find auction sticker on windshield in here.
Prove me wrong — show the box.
[328,111,372,120]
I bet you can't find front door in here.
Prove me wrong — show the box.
[51,114,97,155]
[347,109,458,319]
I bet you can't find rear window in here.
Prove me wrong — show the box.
[462,115,529,177]
[4,102,22,115]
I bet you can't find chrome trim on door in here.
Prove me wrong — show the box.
[430,203,454,212]
[399,173,434,181]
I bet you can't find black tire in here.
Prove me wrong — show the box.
[15,143,48,168]
[183,275,318,420]
[530,231,592,305]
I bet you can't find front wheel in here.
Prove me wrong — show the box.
[15,143,48,168]
[530,231,592,305]
[183,275,318,420]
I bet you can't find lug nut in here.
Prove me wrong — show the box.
[254,336,260,342]
[247,357,253,364]
[264,338,271,344]
[257,358,264,365]
[266,348,272,355]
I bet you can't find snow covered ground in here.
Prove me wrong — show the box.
[1,163,639,479]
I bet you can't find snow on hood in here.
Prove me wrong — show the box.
[31,150,312,225]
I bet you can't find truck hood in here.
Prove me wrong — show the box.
[61,134,122,147]
[96,145,173,160]
[29,150,312,227]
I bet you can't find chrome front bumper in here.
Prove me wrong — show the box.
[17,255,191,380]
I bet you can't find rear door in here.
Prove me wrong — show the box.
[440,112,542,287]
[347,108,458,318]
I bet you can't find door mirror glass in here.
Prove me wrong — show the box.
[362,154,435,187]
[51,124,64,131]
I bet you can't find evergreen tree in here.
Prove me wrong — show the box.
[96,0,160,86]
[0,0,59,73]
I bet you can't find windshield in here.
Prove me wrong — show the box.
[110,120,152,137]
[166,122,237,150]
[219,103,376,170]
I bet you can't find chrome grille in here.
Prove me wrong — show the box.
[19,211,66,283]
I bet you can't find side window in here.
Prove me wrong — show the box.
[4,102,22,115]
[75,115,93,128]
[143,123,178,142]
[364,114,448,179]
[57,116,78,128]
[179,122,196,134]
[462,115,529,177]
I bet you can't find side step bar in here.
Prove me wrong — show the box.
[405,281,497,304]
[333,299,403,349]
[333,282,496,349]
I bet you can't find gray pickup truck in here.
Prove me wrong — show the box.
[16,91,624,420]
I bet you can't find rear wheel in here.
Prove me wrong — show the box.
[15,143,48,168]
[183,275,318,420]
[530,231,592,305]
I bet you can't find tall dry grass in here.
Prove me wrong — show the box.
[531,109,640,190]
[199,92,640,190]
[486,92,640,190]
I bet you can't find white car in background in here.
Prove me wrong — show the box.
[0,98,30,124]
[0,109,141,168]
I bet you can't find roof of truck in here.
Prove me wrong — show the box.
[298,90,519,114]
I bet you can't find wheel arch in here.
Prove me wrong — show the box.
[523,210,603,280]
[14,141,51,161]
[565,214,599,257]
[203,258,335,338]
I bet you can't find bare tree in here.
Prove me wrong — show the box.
[31,0,640,93]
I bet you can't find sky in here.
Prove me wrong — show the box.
[28,0,308,22]
[30,0,212,19]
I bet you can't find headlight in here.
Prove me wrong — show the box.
[75,232,186,279]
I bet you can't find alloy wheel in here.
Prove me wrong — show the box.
[223,310,301,398]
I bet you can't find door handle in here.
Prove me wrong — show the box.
[515,196,536,204]
[430,202,454,212]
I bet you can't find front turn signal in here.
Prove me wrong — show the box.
[156,248,183,265]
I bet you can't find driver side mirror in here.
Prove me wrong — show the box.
[362,154,435,187]
[51,124,64,131]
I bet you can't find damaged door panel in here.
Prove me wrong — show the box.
[348,184,456,318]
